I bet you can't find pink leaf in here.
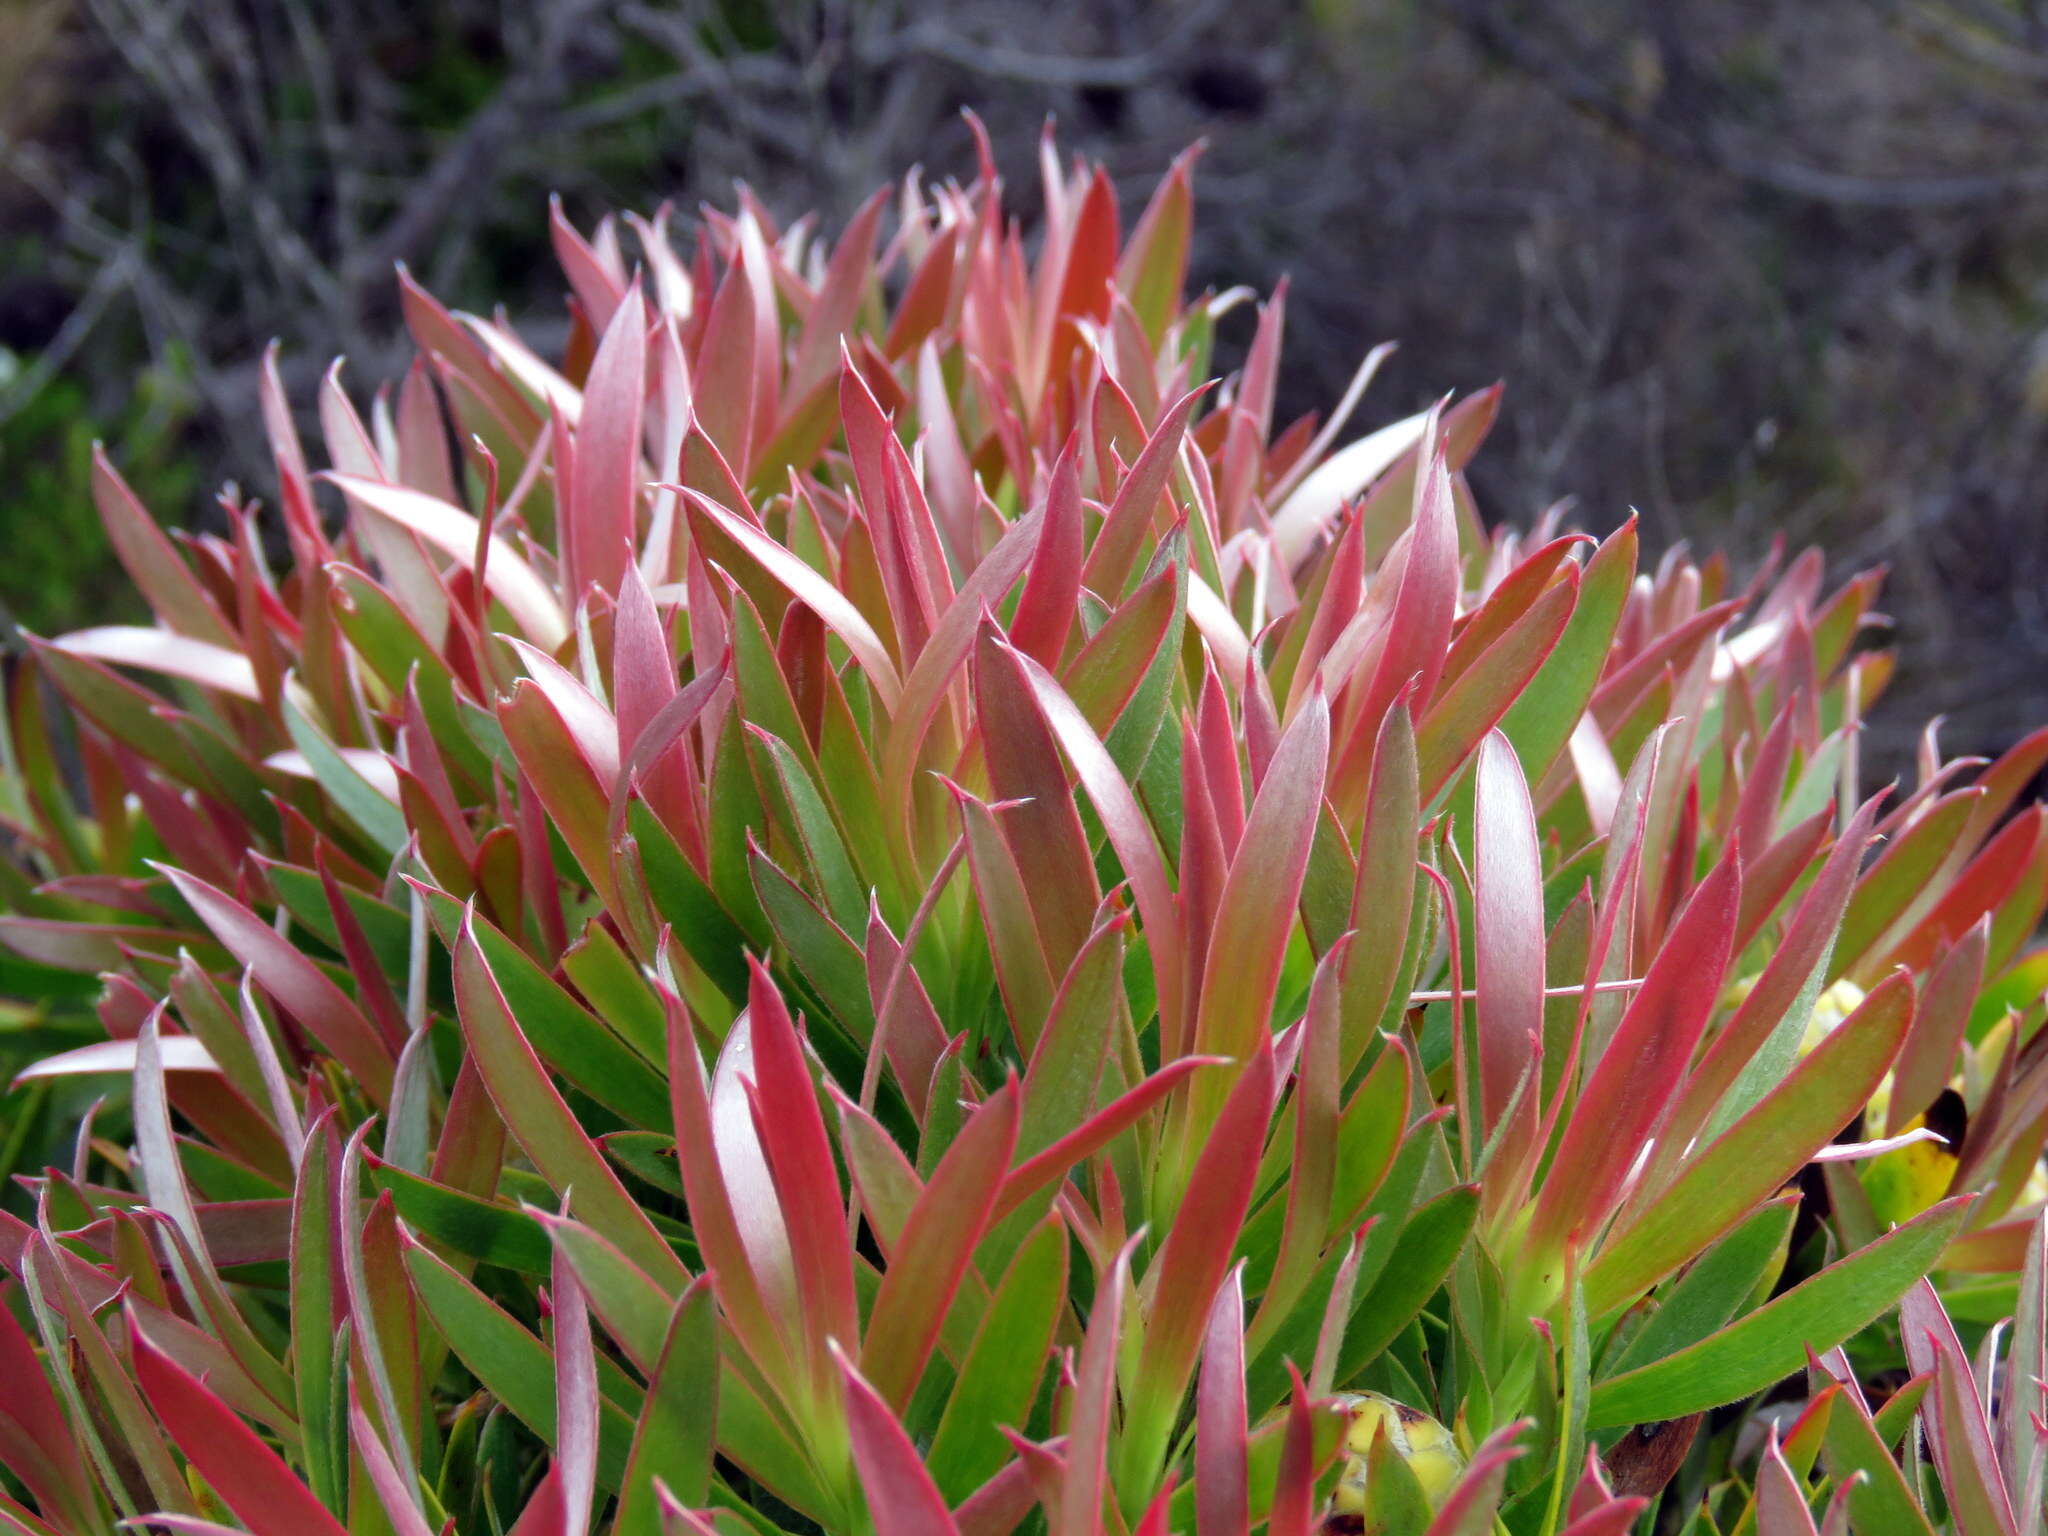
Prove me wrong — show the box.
[1267,1365,1319,1536]
[663,988,795,1386]
[51,627,259,699]
[348,1388,436,1536]
[742,958,860,1387]
[1137,1042,1276,1446]
[1902,1281,2020,1536]
[1424,1422,1530,1536]
[1530,850,1741,1257]
[1355,416,1458,732]
[682,489,903,710]
[1008,447,1084,669]
[877,504,1046,832]
[955,1446,1065,1536]
[1473,731,1545,1190]
[838,1345,964,1536]
[91,447,234,645]
[862,1082,1021,1410]
[1756,1430,1820,1536]
[507,1465,569,1536]
[983,637,1183,1056]
[1061,1237,1138,1536]
[1196,1265,1249,1536]
[1081,387,1206,599]
[1190,691,1327,1073]
[566,287,647,599]
[157,865,394,1107]
[324,473,569,650]
[991,1056,1220,1226]
[131,1319,349,1536]
[554,1239,600,1536]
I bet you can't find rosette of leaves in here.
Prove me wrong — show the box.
[2,129,2046,1536]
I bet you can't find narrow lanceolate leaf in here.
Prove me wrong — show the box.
[741,956,861,1388]
[1339,704,1419,1066]
[1335,1183,1481,1384]
[158,865,395,1105]
[1347,425,1459,762]
[568,286,646,598]
[401,1238,636,1491]
[1672,798,1878,1143]
[1197,1266,1251,1536]
[51,626,259,699]
[1587,973,1917,1314]
[1124,1043,1277,1501]
[926,1213,1069,1502]
[1757,1431,1821,1536]
[1119,142,1198,340]
[991,1057,1221,1226]
[615,1280,719,1536]
[983,636,1184,1049]
[1499,519,1636,780]
[0,1272,95,1528]
[92,446,234,644]
[1081,387,1205,599]
[1586,1197,1974,1426]
[683,490,903,710]
[860,1081,1020,1411]
[131,1323,350,1536]
[975,622,1101,975]
[555,1241,602,1536]
[1602,1196,1799,1379]
[291,1116,345,1515]
[1414,567,1578,798]
[1888,921,1985,1135]
[1902,1280,2021,1536]
[349,1391,437,1536]
[1529,853,1741,1266]
[838,1347,963,1536]
[1426,1423,1529,1536]
[1065,1239,1139,1536]
[664,990,797,1388]
[452,912,688,1287]
[1821,1379,1939,1536]
[325,473,569,648]
[2003,1215,2048,1527]
[1191,692,1328,1069]
[1473,730,1544,1197]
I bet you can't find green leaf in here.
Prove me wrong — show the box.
[748,848,876,1042]
[403,1238,636,1489]
[1498,522,1635,782]
[1820,1385,1939,1536]
[603,1131,684,1197]
[280,685,409,856]
[450,916,690,1289]
[614,1283,719,1536]
[924,1212,1068,1501]
[1586,973,1913,1315]
[1337,1184,1480,1385]
[263,861,415,984]
[370,1160,550,1274]
[629,800,752,1003]
[748,728,867,934]
[461,898,669,1130]
[1586,1197,1974,1427]
[562,919,667,1067]
[1602,1197,1797,1379]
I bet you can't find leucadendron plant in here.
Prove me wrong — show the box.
[3,125,2048,1536]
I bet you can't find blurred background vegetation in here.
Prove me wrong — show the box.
[5,0,2048,766]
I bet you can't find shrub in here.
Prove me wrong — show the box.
[3,132,2047,1536]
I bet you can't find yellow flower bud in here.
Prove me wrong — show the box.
[1330,1392,1466,1522]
